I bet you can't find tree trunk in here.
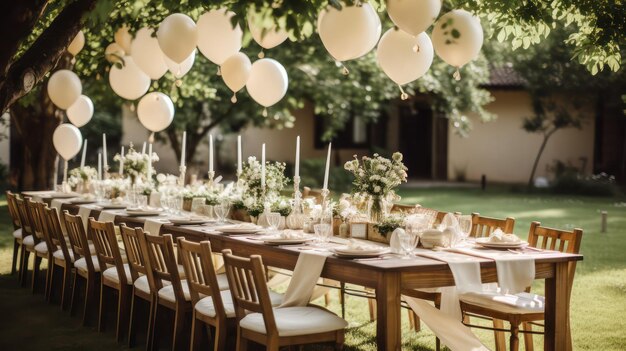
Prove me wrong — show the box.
[0,0,97,113]
[527,130,556,191]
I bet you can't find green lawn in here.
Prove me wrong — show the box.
[0,187,625,350]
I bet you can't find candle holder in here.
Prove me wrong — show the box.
[103,165,110,180]
[178,165,186,187]
[320,188,330,215]
[286,176,306,229]
[207,170,215,189]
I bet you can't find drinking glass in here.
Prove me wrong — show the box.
[161,195,171,214]
[399,231,419,258]
[172,195,183,215]
[136,195,148,209]
[214,202,231,224]
[93,181,104,202]
[191,198,206,215]
[314,223,331,244]
[266,212,282,233]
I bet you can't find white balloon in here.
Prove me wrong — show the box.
[109,56,150,100]
[221,52,252,93]
[137,92,175,133]
[248,11,289,50]
[246,58,288,107]
[377,29,433,86]
[114,26,133,54]
[164,49,196,79]
[53,123,83,160]
[157,13,198,64]
[47,70,82,110]
[387,0,441,36]
[197,9,243,65]
[68,30,85,56]
[318,3,381,62]
[431,9,483,68]
[131,27,168,80]
[66,95,94,127]
[105,43,125,64]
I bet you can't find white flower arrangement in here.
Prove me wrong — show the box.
[238,156,289,217]
[67,166,98,188]
[344,152,408,198]
[114,144,159,184]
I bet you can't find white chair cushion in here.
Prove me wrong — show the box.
[133,275,172,294]
[103,264,132,285]
[12,228,23,239]
[23,235,35,247]
[53,249,74,262]
[74,255,101,272]
[195,290,283,319]
[158,280,191,303]
[460,291,545,314]
[240,306,348,337]
[35,242,48,254]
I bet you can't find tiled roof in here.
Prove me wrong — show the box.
[484,64,527,88]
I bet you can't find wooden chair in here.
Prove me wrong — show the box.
[64,210,101,326]
[403,212,516,350]
[6,191,23,276]
[43,206,74,309]
[459,222,583,351]
[119,224,154,349]
[31,201,58,299]
[222,249,347,351]
[90,218,131,343]
[177,238,234,351]
[138,231,192,351]
[15,196,36,286]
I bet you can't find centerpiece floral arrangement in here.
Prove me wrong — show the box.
[67,166,98,191]
[237,156,289,217]
[113,144,159,185]
[344,152,408,222]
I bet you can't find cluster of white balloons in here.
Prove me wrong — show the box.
[316,0,483,98]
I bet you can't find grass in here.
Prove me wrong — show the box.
[0,186,625,350]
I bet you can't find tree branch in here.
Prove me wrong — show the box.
[0,0,97,113]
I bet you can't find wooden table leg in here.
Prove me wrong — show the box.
[376,271,401,351]
[544,262,570,351]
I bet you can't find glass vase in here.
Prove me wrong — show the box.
[367,195,386,223]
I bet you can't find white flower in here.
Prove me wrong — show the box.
[374,185,381,194]
[156,173,166,183]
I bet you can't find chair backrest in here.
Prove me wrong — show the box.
[44,207,73,263]
[15,197,34,237]
[26,199,46,243]
[470,212,515,238]
[527,221,583,297]
[119,224,147,283]
[90,218,127,285]
[222,249,277,336]
[64,211,97,273]
[138,230,185,302]
[33,201,57,253]
[5,191,22,230]
[177,238,226,317]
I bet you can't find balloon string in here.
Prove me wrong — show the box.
[341,63,349,75]
[262,108,268,117]
[175,79,182,87]
[149,132,155,143]
[399,85,409,100]
[453,68,461,81]
[231,93,237,103]
[129,103,135,112]
[217,66,221,76]
[258,50,265,59]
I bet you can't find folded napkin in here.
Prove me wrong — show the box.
[144,218,169,235]
[218,223,261,231]
[344,239,384,251]
[97,210,118,223]
[389,228,404,254]
[149,192,161,208]
[279,251,331,307]
[489,228,522,243]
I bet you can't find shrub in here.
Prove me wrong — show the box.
[299,158,353,193]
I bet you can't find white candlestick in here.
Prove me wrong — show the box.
[102,133,108,169]
[147,143,153,180]
[141,142,146,155]
[119,146,125,175]
[261,143,266,188]
[98,153,102,180]
[237,135,242,175]
[209,134,214,173]
[323,142,331,190]
[295,135,300,178]
[80,140,87,169]
[181,131,186,168]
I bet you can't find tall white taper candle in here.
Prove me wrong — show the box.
[80,140,87,169]
[147,143,153,180]
[141,142,146,155]
[181,131,187,168]
[295,136,300,178]
[98,153,102,180]
[102,133,108,169]
[237,135,242,175]
[119,146,125,175]
[209,134,214,173]
[261,143,266,188]
[323,143,332,190]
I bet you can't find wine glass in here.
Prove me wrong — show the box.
[161,195,171,214]
[266,212,282,233]
[93,181,104,202]
[214,202,231,224]
[399,231,419,258]
[314,223,331,244]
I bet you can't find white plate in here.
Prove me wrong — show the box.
[69,199,96,205]
[215,225,263,234]
[169,218,209,225]
[332,248,390,258]
[475,237,529,249]
[263,237,314,245]
[124,209,163,217]
[97,203,128,210]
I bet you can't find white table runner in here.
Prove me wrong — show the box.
[279,251,331,308]
[143,218,169,235]
[97,210,119,223]
[77,205,97,230]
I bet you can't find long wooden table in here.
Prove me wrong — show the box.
[54,201,581,351]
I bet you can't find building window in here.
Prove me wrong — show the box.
[314,114,371,149]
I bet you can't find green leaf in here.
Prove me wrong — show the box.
[497,28,507,42]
